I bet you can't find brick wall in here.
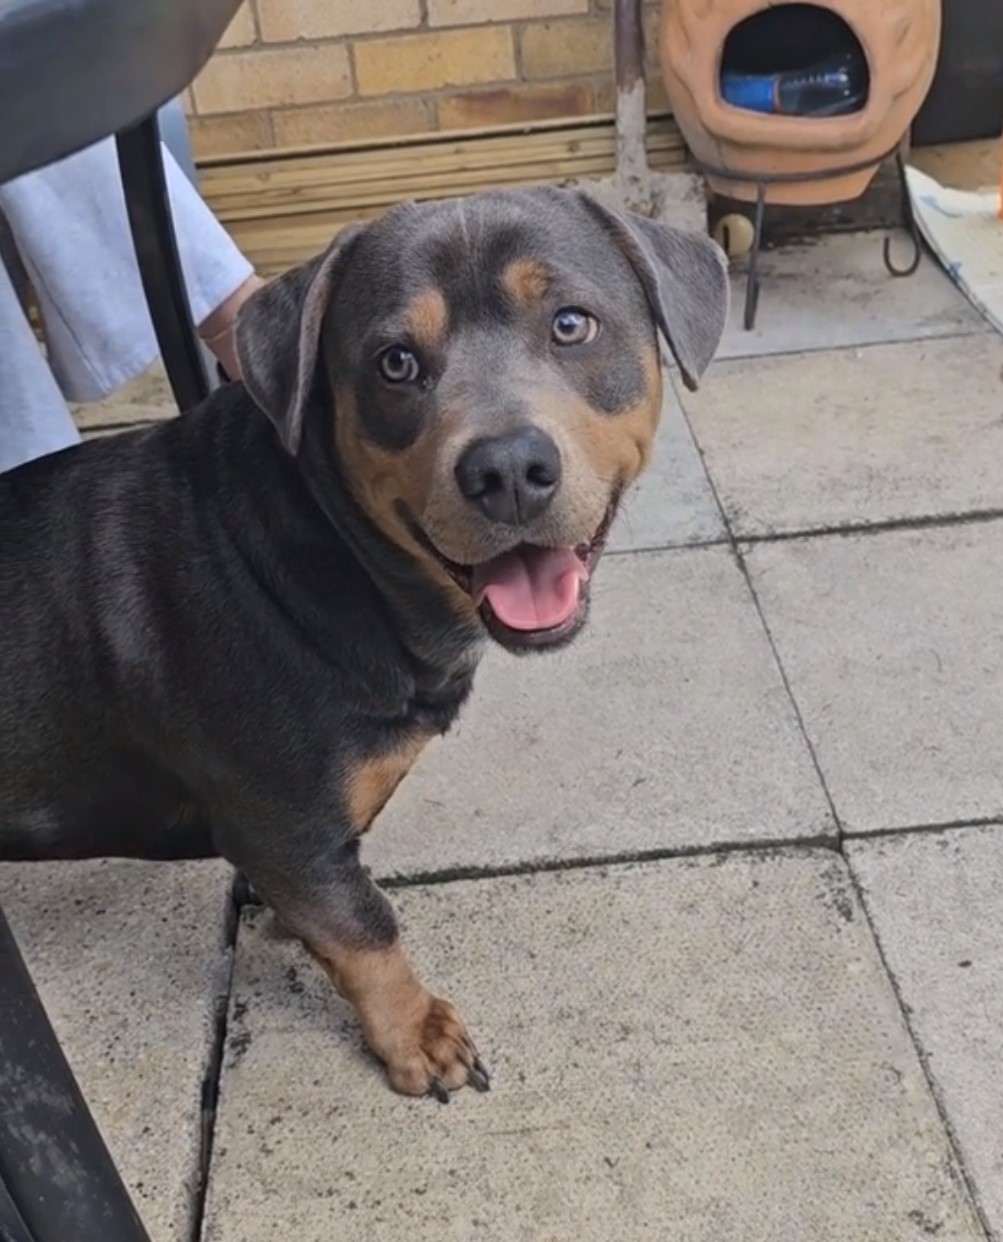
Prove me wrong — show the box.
[185,0,667,159]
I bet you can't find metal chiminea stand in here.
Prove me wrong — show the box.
[694,145,923,329]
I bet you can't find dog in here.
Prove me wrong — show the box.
[0,186,728,1101]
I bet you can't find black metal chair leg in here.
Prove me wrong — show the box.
[0,907,152,1242]
[115,115,210,412]
[0,1177,34,1242]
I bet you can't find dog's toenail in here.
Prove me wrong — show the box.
[471,1056,491,1091]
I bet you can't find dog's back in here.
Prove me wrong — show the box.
[0,397,262,857]
[0,415,208,855]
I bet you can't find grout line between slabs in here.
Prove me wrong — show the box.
[845,861,996,1240]
[734,546,844,837]
[375,831,840,890]
[737,507,1003,546]
[676,394,844,839]
[606,535,730,558]
[187,872,245,1242]
[845,817,1003,844]
[703,423,994,1232]
[363,818,1003,892]
[705,405,990,1229]
[679,356,997,1234]
[598,499,1003,563]
[711,323,990,367]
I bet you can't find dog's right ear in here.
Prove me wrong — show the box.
[574,193,729,391]
[235,225,363,455]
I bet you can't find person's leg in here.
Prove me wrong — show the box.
[0,137,261,403]
[0,261,80,474]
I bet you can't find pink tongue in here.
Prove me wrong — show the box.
[473,546,587,631]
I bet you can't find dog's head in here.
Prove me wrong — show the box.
[236,187,728,653]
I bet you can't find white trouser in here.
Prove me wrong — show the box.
[0,137,253,474]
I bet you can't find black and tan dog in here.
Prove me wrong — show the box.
[0,187,728,1100]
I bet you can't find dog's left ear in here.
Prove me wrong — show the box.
[578,195,729,390]
[235,225,363,454]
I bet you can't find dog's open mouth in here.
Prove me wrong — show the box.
[418,502,616,650]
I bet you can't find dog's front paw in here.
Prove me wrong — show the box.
[315,937,491,1103]
[380,992,490,1102]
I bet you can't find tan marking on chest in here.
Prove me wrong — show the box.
[345,732,431,834]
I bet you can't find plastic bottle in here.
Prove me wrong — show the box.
[721,49,868,118]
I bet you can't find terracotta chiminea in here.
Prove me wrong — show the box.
[658,0,942,206]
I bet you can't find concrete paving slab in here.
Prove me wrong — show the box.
[0,859,233,1242]
[681,335,1003,538]
[82,422,164,442]
[744,524,1003,833]
[850,825,1003,1238]
[72,361,175,430]
[367,546,832,880]
[202,850,982,1242]
[716,233,987,362]
[608,387,725,552]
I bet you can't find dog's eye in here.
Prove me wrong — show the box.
[552,308,599,346]
[377,346,421,384]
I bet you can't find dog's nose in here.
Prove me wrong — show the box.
[454,427,562,526]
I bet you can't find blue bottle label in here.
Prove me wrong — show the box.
[720,72,778,115]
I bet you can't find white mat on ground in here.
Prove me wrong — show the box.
[906,164,1002,334]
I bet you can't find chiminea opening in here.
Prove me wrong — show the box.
[720,4,870,117]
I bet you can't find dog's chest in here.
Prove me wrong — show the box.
[342,669,473,836]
